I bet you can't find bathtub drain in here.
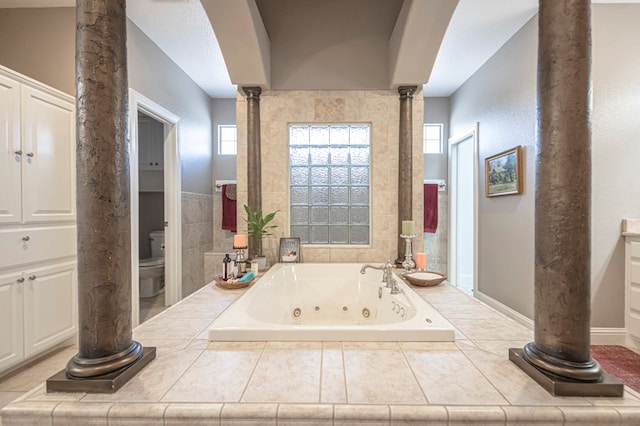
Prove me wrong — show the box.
[292,308,302,318]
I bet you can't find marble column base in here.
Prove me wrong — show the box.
[46,347,156,393]
[510,348,623,397]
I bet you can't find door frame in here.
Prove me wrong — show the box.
[447,123,479,294]
[129,89,182,327]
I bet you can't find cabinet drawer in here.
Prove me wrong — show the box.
[631,241,640,258]
[0,226,76,269]
[631,261,640,285]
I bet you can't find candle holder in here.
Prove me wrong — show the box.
[400,234,416,273]
[233,244,248,274]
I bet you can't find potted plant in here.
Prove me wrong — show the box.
[244,204,278,269]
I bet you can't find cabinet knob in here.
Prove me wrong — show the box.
[17,277,25,283]
[22,236,30,242]
[26,152,34,157]
[14,150,23,156]
[28,275,36,281]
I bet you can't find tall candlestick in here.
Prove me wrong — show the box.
[415,253,427,271]
[233,234,247,248]
[402,220,415,236]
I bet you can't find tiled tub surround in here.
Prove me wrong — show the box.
[209,263,455,342]
[235,90,425,265]
[3,282,640,424]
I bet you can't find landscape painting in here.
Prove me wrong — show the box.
[485,145,523,197]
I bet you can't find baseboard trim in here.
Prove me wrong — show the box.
[474,290,534,330]
[474,291,628,346]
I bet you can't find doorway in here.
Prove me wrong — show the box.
[448,124,478,295]
[129,89,182,327]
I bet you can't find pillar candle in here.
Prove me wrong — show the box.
[401,220,415,235]
[415,252,427,270]
[233,234,247,248]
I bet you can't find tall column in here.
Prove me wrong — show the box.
[47,0,155,393]
[509,0,621,396]
[396,86,417,264]
[242,87,262,258]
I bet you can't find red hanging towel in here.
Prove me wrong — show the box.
[221,184,237,232]
[423,183,438,233]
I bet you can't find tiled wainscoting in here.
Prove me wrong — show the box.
[181,192,213,298]
[204,191,237,282]
[423,192,448,275]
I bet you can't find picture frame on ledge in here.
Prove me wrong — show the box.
[279,238,301,263]
[485,145,523,197]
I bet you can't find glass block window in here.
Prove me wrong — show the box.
[423,123,443,154]
[289,124,370,245]
[218,125,237,155]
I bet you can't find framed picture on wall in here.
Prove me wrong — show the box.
[279,238,301,263]
[485,145,523,197]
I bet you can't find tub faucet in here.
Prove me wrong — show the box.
[360,261,401,294]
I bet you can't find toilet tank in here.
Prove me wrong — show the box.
[149,230,165,257]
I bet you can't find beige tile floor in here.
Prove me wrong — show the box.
[2,281,640,425]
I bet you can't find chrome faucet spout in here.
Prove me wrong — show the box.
[360,261,402,294]
[360,263,385,274]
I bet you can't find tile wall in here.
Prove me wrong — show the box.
[235,89,425,265]
[204,192,237,282]
[181,192,213,297]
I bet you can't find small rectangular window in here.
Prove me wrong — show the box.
[424,123,443,154]
[289,124,370,245]
[218,125,237,155]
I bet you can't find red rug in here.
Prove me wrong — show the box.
[591,345,640,393]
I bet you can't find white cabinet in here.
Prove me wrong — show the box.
[0,271,24,371]
[0,72,21,224]
[0,262,76,372]
[138,114,164,171]
[625,234,640,344]
[0,71,75,225]
[0,65,77,375]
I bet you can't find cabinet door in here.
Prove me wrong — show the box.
[21,85,75,223]
[138,116,164,170]
[0,73,21,224]
[23,261,76,357]
[0,271,24,371]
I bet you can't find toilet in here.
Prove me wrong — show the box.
[139,230,165,298]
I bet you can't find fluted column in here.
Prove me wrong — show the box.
[47,0,155,393]
[242,87,262,258]
[396,86,417,263]
[509,0,621,396]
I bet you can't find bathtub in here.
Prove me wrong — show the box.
[208,263,455,341]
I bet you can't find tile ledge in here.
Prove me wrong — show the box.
[4,402,640,425]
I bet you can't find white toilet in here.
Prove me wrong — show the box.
[139,230,165,298]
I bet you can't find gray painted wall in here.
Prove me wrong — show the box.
[449,5,640,328]
[423,97,449,181]
[211,98,237,183]
[0,7,213,195]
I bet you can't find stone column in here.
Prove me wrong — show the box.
[509,0,621,396]
[242,87,262,258]
[47,0,155,393]
[396,86,417,264]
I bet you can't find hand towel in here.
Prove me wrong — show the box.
[221,184,237,232]
[424,183,438,233]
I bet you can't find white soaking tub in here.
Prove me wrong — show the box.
[208,263,455,341]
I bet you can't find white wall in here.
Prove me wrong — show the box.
[449,5,640,327]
